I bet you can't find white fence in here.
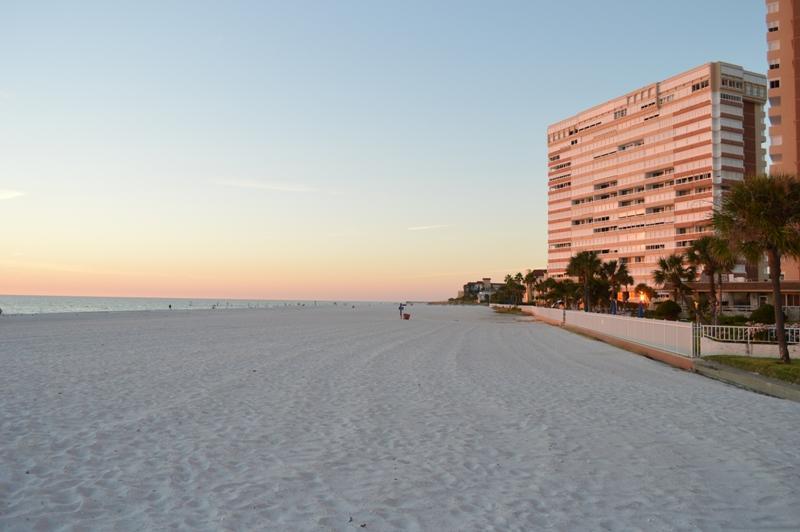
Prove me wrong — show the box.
[498,305,695,357]
[526,306,563,323]
[701,325,800,344]
[564,310,694,357]
[496,306,800,359]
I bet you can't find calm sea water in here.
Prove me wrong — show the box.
[0,295,348,315]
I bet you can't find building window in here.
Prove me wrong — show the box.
[618,139,644,151]
[646,168,674,179]
[691,79,709,92]
[570,139,578,145]
[771,114,782,125]
[768,21,779,32]
[768,40,780,51]
[773,135,783,146]
[721,78,743,89]
[770,79,781,89]
[634,256,644,263]
[614,109,627,119]
[770,96,781,107]
[770,62,780,70]
[767,2,779,13]
[594,180,617,190]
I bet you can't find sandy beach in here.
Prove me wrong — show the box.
[1,304,799,531]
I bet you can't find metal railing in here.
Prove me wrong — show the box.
[701,325,800,344]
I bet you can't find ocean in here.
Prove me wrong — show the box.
[0,295,346,315]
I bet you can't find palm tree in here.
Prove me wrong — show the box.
[523,271,537,304]
[652,253,696,309]
[711,239,737,320]
[545,279,580,309]
[713,174,800,363]
[504,273,524,305]
[601,260,634,314]
[514,272,524,304]
[687,236,731,324]
[534,278,548,305]
[541,277,558,305]
[566,251,602,312]
[634,282,656,302]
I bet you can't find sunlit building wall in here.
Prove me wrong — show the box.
[546,62,767,287]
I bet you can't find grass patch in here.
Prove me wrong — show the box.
[704,356,800,385]
[493,306,524,315]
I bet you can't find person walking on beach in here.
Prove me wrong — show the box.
[398,303,405,318]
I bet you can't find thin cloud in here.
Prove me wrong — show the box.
[214,179,319,193]
[0,189,24,200]
[407,224,451,231]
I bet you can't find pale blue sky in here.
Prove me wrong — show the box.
[0,1,768,300]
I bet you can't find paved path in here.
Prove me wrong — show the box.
[1,305,798,531]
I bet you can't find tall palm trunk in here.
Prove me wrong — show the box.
[583,274,591,312]
[708,269,717,326]
[767,249,791,363]
[715,270,723,326]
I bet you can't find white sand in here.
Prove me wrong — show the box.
[1,304,798,531]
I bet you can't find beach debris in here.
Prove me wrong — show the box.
[348,516,353,523]
[360,524,366,528]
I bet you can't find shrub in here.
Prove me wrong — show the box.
[749,304,786,324]
[654,300,682,321]
[718,314,749,326]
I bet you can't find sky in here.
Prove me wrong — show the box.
[0,1,769,301]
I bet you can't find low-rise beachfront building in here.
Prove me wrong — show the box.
[458,278,505,302]
[687,280,800,321]
[546,62,768,290]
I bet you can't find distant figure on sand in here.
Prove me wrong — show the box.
[398,303,405,318]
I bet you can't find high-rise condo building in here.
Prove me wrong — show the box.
[766,0,799,175]
[546,62,767,288]
[766,0,800,280]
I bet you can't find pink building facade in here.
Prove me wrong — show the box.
[546,62,767,287]
[765,0,800,281]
